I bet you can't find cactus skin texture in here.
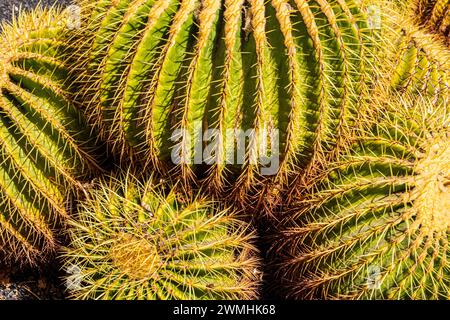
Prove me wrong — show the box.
[0,9,101,266]
[366,2,449,103]
[73,0,374,207]
[414,0,450,40]
[63,173,261,300]
[278,94,450,299]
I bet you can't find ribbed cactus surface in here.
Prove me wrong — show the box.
[278,95,450,299]
[0,9,101,265]
[389,27,449,102]
[74,0,375,204]
[63,173,261,300]
[415,0,449,39]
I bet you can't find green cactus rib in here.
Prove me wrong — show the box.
[0,8,101,265]
[389,27,449,103]
[414,0,450,40]
[74,0,374,202]
[278,94,450,299]
[63,172,261,300]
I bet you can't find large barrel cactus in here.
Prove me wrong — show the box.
[0,8,101,266]
[63,173,261,300]
[277,94,449,299]
[73,0,376,206]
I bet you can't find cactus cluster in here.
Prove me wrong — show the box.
[0,8,100,265]
[277,94,450,299]
[63,173,260,300]
[72,0,378,206]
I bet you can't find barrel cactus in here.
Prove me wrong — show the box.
[389,27,449,101]
[278,94,450,299]
[63,173,261,299]
[72,0,377,207]
[0,8,101,266]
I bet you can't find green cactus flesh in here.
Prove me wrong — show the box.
[63,173,261,300]
[0,9,100,265]
[415,0,449,40]
[279,95,450,299]
[74,0,375,198]
[389,27,449,102]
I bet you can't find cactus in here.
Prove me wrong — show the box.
[72,0,377,207]
[389,28,449,102]
[277,93,450,299]
[414,0,450,40]
[0,8,101,266]
[63,172,261,300]
[362,1,449,103]
[374,9,450,102]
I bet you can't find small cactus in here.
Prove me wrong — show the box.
[63,173,261,300]
[278,93,450,299]
[0,8,101,266]
[72,0,377,207]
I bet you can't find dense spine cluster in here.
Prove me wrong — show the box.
[278,95,450,299]
[63,173,261,300]
[415,0,450,40]
[73,0,375,206]
[0,9,101,265]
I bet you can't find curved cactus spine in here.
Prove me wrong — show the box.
[277,94,450,299]
[73,0,375,209]
[0,8,101,266]
[63,172,261,300]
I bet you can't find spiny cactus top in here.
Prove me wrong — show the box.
[278,94,450,299]
[74,0,375,205]
[63,173,261,300]
[0,8,101,266]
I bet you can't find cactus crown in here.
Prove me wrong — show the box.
[279,93,450,299]
[0,8,101,266]
[63,173,261,300]
[411,131,449,233]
